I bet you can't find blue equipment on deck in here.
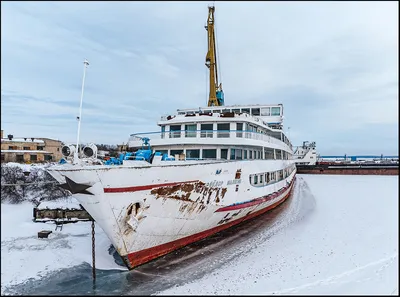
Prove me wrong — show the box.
[103,137,177,165]
[216,90,224,106]
[59,158,67,164]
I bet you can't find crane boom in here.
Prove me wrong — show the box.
[205,6,224,107]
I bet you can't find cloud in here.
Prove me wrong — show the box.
[1,1,398,155]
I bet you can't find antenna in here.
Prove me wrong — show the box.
[73,59,90,165]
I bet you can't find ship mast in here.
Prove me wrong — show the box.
[205,5,224,107]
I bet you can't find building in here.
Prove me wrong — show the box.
[1,130,63,163]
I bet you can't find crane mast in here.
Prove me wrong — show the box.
[205,6,224,107]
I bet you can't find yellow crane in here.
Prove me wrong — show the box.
[205,5,224,107]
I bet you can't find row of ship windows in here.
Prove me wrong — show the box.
[249,164,296,187]
[155,147,291,160]
[164,123,280,138]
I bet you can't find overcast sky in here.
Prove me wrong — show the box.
[1,1,398,155]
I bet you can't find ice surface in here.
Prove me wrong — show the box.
[1,199,127,294]
[156,175,398,295]
[1,175,398,295]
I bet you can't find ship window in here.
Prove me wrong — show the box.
[235,149,243,160]
[204,110,211,113]
[254,175,258,185]
[251,108,260,116]
[220,149,228,160]
[260,107,270,116]
[170,149,183,156]
[236,123,243,138]
[203,149,216,159]
[259,174,263,184]
[241,108,250,114]
[185,124,197,138]
[186,149,200,159]
[201,123,213,138]
[157,150,168,156]
[266,172,270,183]
[271,107,280,116]
[244,150,248,160]
[169,125,181,138]
[232,108,240,114]
[161,126,165,139]
[249,150,252,159]
[230,148,235,160]
[217,123,230,138]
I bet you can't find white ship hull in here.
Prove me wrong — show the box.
[48,159,296,269]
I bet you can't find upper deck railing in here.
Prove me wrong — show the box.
[129,130,293,151]
[159,112,283,130]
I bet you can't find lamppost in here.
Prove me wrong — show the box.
[74,59,90,165]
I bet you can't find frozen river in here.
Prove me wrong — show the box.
[1,175,398,295]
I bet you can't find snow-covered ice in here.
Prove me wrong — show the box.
[157,175,398,295]
[1,175,398,295]
[1,199,127,294]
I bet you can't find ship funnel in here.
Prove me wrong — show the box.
[82,143,97,159]
[62,144,76,158]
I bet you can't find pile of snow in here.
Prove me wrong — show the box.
[37,197,82,210]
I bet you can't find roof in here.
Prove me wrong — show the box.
[1,138,45,143]
[1,150,52,154]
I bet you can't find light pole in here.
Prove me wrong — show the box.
[74,59,90,165]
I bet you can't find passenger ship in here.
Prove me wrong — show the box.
[47,6,297,269]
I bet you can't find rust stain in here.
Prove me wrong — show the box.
[197,204,206,213]
[235,169,242,179]
[207,191,212,204]
[221,188,227,199]
[217,211,241,225]
[151,181,227,205]
[179,203,188,212]
[121,202,149,236]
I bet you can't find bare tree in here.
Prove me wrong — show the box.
[1,164,71,204]
[1,165,26,203]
